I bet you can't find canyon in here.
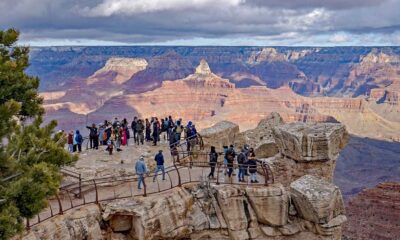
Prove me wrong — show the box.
[19,118,349,240]
[25,46,400,239]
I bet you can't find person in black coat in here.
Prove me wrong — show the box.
[208,146,218,179]
[131,117,138,143]
[225,145,236,177]
[86,123,99,149]
[247,148,259,183]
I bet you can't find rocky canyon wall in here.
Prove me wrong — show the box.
[19,120,349,240]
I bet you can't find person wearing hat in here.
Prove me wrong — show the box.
[208,146,218,179]
[135,156,148,189]
[153,150,165,182]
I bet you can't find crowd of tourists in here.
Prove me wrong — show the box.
[208,144,259,183]
[133,143,260,190]
[66,116,198,155]
[65,115,260,189]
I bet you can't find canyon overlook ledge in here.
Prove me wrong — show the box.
[20,115,349,240]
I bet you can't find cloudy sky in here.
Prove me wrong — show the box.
[1,0,399,46]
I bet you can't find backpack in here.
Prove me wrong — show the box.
[237,152,246,164]
[175,125,183,134]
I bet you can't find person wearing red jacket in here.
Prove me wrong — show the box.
[67,131,74,153]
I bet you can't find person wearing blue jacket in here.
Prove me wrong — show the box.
[135,156,148,189]
[153,150,165,182]
[73,130,83,152]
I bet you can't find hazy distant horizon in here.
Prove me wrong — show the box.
[28,45,400,48]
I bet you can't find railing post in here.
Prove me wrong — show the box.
[143,175,147,197]
[216,162,221,185]
[26,218,30,230]
[260,162,268,186]
[93,179,99,204]
[173,163,182,187]
[78,173,82,198]
[56,193,63,215]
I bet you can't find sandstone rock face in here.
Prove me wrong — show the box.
[272,122,349,162]
[238,112,284,157]
[290,175,346,225]
[214,185,253,238]
[264,155,338,186]
[245,184,288,226]
[20,205,102,240]
[102,188,196,240]
[344,182,400,240]
[200,121,241,150]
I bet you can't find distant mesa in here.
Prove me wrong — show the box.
[247,47,315,65]
[87,57,148,85]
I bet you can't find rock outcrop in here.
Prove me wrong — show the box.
[290,175,345,226]
[21,119,349,240]
[200,121,241,150]
[20,205,102,240]
[238,112,284,158]
[97,180,345,240]
[272,122,349,162]
[264,122,348,185]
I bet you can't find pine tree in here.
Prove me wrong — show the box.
[0,29,77,239]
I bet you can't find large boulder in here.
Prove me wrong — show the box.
[200,121,241,150]
[245,184,289,226]
[214,185,259,240]
[290,175,345,225]
[239,112,283,158]
[272,122,349,162]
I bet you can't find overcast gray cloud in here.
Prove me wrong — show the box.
[0,0,399,46]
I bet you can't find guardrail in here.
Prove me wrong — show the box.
[27,132,274,229]
[26,160,271,229]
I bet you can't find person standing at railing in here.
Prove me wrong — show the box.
[135,156,149,190]
[86,123,99,150]
[225,145,236,178]
[208,146,218,179]
[223,146,228,176]
[136,119,145,145]
[185,121,193,151]
[145,118,151,142]
[247,148,259,183]
[169,128,176,146]
[168,116,174,141]
[152,119,160,146]
[67,130,74,153]
[131,116,138,144]
[237,147,247,182]
[153,150,166,182]
[114,124,122,152]
[73,130,83,153]
[174,120,183,144]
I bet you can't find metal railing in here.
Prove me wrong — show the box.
[26,160,271,229]
[27,132,274,229]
